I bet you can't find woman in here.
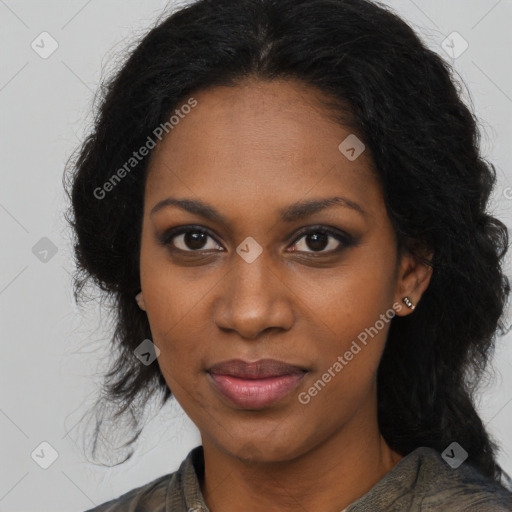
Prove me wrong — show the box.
[65,0,512,510]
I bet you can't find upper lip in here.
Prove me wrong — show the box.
[208,359,308,378]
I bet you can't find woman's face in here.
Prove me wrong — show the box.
[139,78,425,462]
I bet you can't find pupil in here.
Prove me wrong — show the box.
[185,231,207,250]
[307,232,328,251]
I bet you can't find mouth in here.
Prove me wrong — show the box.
[207,359,308,409]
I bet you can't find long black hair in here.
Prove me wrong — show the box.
[64,0,511,485]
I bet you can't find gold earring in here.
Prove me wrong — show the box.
[402,296,415,310]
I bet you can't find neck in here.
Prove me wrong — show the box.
[200,403,403,512]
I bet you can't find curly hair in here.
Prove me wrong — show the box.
[63,0,511,485]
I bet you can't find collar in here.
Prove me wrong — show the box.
[164,445,510,511]
[166,445,209,512]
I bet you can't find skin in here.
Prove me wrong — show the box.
[137,78,433,512]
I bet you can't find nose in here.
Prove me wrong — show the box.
[212,250,295,340]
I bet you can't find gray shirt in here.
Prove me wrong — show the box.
[84,445,512,511]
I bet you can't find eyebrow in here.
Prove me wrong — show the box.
[149,196,366,223]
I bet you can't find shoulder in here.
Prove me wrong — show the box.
[83,472,172,512]
[81,445,205,512]
[347,446,512,512]
[409,447,512,511]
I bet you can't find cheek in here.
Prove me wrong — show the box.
[139,246,205,384]
[140,236,208,337]
[143,280,206,372]
[306,258,396,343]
[299,253,397,399]
[296,316,389,437]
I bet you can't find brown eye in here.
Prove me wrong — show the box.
[303,232,329,251]
[288,227,353,254]
[180,231,208,250]
[162,227,224,252]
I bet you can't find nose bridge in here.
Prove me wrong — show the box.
[213,245,294,338]
[232,248,270,299]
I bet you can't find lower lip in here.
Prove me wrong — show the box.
[208,372,306,409]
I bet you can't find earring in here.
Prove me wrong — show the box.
[402,296,415,310]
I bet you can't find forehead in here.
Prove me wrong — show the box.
[144,79,381,219]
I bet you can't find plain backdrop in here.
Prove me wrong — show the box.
[1,1,511,510]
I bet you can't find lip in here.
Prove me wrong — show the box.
[208,358,308,378]
[207,359,308,409]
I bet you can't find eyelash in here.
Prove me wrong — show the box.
[159,225,355,256]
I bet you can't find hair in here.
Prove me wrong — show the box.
[64,0,511,486]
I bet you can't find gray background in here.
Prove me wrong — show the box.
[1,0,511,510]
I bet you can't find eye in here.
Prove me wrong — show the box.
[159,225,354,255]
[288,226,352,254]
[161,226,224,252]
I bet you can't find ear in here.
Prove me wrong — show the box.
[135,291,146,311]
[393,243,433,317]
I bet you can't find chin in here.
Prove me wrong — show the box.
[225,436,307,465]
